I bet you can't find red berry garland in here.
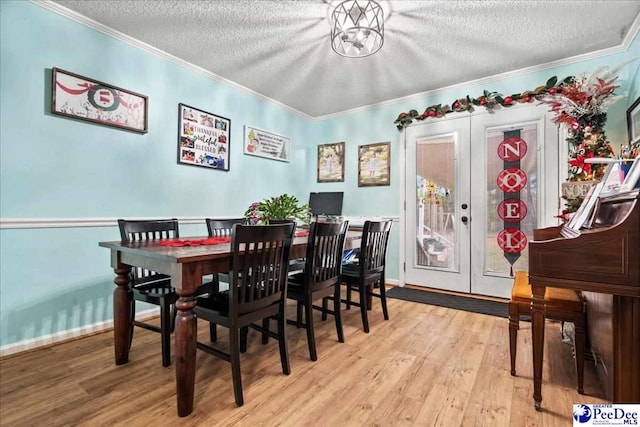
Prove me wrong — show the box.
[394,76,574,131]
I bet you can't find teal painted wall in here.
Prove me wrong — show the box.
[308,29,640,284]
[0,1,638,347]
[0,1,311,347]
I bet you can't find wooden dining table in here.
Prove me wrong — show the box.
[99,230,362,417]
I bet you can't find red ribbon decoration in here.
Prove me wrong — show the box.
[56,81,139,108]
[159,237,230,247]
[496,130,528,277]
[157,230,309,247]
[55,81,92,95]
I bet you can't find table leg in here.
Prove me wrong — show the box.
[531,284,546,411]
[113,265,132,365]
[175,292,197,417]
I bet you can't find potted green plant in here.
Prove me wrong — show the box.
[244,193,310,225]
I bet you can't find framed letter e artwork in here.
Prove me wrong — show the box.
[51,67,148,133]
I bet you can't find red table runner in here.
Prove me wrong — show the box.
[159,237,230,247]
[158,230,309,247]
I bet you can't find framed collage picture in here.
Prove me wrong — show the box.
[177,104,230,171]
[317,142,345,182]
[51,67,148,133]
[358,141,390,187]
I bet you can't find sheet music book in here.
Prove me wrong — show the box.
[567,181,605,231]
[618,155,640,193]
[584,197,601,229]
[596,161,625,197]
[597,155,640,197]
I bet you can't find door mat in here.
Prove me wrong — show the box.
[386,286,509,318]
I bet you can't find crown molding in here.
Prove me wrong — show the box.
[622,10,640,51]
[30,1,640,122]
[31,0,313,121]
[315,13,640,121]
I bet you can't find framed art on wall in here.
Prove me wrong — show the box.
[51,67,148,133]
[627,96,640,146]
[178,103,230,171]
[317,142,345,182]
[358,141,390,187]
[243,126,290,162]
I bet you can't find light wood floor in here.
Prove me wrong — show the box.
[0,292,606,426]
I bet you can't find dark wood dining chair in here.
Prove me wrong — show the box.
[194,223,295,406]
[204,217,245,341]
[268,219,297,224]
[206,217,245,237]
[287,221,349,361]
[118,218,216,367]
[341,220,393,333]
[117,218,179,367]
[205,218,245,281]
[269,219,306,272]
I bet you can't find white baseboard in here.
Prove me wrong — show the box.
[0,308,158,358]
[1,280,401,358]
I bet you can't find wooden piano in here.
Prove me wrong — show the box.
[528,190,639,409]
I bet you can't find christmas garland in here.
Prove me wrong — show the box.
[395,68,623,214]
[394,76,573,131]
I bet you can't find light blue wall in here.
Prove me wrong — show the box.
[1,0,638,348]
[0,2,311,219]
[0,1,311,347]
[309,29,640,284]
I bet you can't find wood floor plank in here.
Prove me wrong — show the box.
[459,365,512,427]
[363,392,424,426]
[0,292,607,426]
[414,383,471,426]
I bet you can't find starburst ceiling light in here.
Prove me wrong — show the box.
[331,0,384,58]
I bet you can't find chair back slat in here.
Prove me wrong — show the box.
[269,219,297,225]
[118,219,179,282]
[206,218,244,237]
[304,221,349,292]
[230,224,295,316]
[359,220,393,276]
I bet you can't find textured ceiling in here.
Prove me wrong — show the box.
[50,0,640,117]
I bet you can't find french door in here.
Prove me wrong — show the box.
[404,116,471,293]
[403,105,560,298]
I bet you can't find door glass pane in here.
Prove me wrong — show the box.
[415,135,455,269]
[485,123,538,276]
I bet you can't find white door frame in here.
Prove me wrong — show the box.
[403,115,472,293]
[469,104,560,298]
[399,104,562,295]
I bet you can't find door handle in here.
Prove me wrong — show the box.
[461,216,469,223]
